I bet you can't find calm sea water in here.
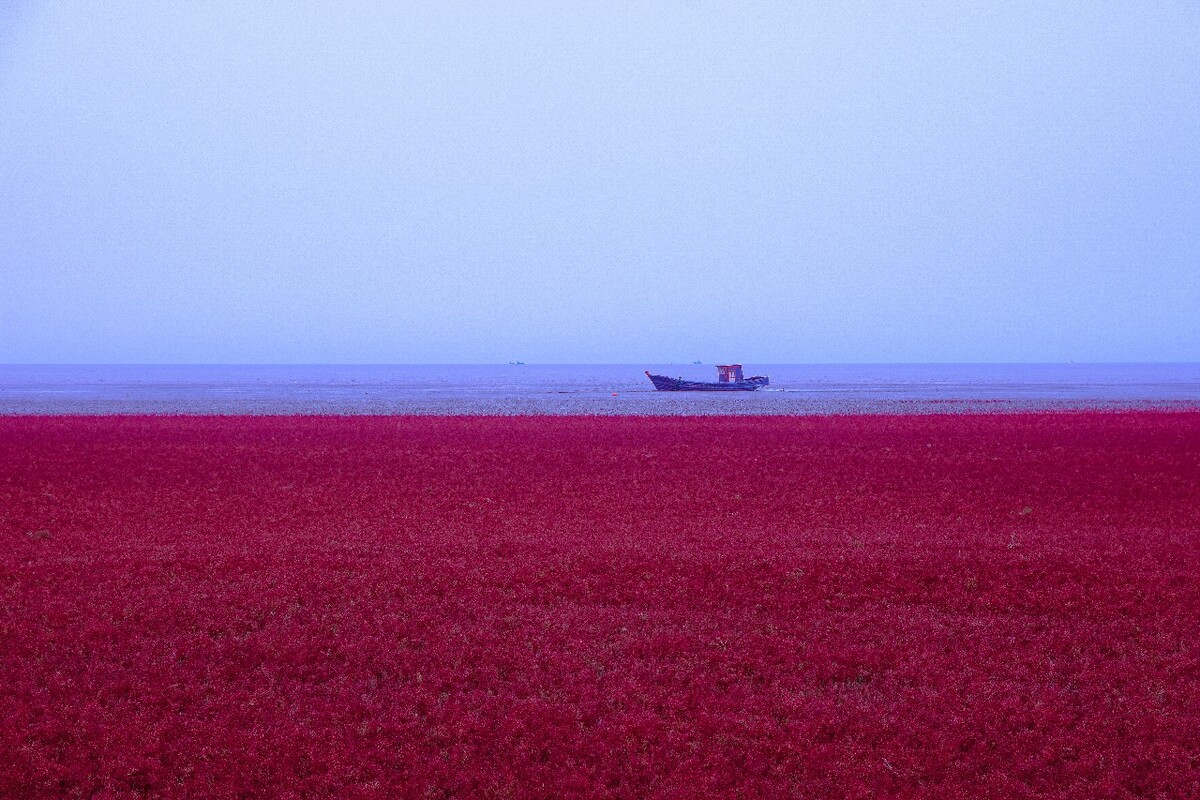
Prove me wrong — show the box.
[2,364,1198,415]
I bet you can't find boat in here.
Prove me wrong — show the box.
[645,364,769,392]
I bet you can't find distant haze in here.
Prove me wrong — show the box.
[2,2,1198,364]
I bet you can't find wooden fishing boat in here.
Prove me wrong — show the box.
[644,364,769,392]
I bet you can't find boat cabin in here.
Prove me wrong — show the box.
[716,364,744,383]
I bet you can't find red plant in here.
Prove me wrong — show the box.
[2,414,1198,798]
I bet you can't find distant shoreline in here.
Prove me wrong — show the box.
[3,363,1199,416]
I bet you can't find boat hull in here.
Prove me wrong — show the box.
[645,372,769,392]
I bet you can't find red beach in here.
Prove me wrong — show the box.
[2,414,1199,798]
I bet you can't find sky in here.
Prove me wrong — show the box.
[1,1,1198,364]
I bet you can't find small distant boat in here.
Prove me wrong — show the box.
[508,361,525,365]
[645,364,769,392]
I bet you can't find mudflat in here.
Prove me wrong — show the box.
[3,414,1198,798]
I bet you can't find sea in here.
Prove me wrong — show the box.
[1,363,1198,415]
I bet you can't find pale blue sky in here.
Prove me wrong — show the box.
[1,1,1197,363]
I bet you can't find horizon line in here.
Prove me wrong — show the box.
[3,361,1200,368]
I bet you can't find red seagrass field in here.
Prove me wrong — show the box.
[2,413,1199,799]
